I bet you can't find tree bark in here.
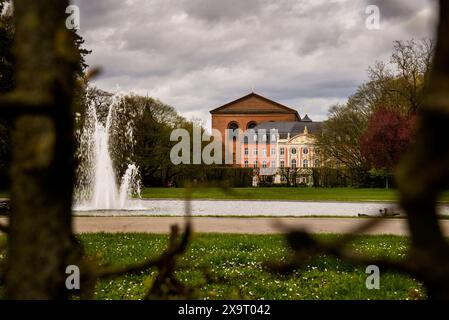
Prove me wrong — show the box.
[3,0,82,299]
[396,0,449,299]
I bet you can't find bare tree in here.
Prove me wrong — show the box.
[368,39,434,115]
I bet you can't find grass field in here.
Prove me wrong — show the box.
[142,187,449,202]
[141,187,402,201]
[2,187,449,202]
[72,233,423,300]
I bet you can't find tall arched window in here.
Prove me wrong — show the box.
[314,159,320,167]
[228,122,239,142]
[228,122,239,131]
[247,121,257,130]
[303,159,308,168]
[291,159,297,169]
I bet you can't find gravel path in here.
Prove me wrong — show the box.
[2,216,449,235]
[70,217,447,235]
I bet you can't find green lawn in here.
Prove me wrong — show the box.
[75,233,423,300]
[2,187,449,202]
[142,187,440,202]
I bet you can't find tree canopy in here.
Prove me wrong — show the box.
[317,39,433,186]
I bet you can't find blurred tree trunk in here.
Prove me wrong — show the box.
[388,0,449,298]
[3,0,82,299]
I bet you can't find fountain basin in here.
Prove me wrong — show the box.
[73,199,449,217]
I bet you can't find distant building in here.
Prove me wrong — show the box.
[210,92,324,186]
[210,92,300,137]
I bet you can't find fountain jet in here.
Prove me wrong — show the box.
[75,94,142,210]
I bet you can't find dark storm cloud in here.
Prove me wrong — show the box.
[72,0,125,29]
[365,0,429,21]
[71,0,437,128]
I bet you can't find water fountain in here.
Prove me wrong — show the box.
[72,95,449,218]
[75,94,142,211]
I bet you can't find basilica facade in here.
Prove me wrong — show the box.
[210,92,323,186]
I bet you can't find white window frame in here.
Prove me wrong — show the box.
[303,159,308,168]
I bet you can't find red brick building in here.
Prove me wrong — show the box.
[210,92,301,138]
[210,92,324,186]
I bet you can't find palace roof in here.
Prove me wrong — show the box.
[253,119,322,139]
[210,92,301,120]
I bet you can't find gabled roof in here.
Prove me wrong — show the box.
[302,114,312,122]
[210,92,300,120]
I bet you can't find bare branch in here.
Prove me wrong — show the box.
[0,222,9,234]
[267,229,412,276]
[0,90,54,116]
[97,221,191,279]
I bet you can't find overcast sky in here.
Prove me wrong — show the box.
[72,0,437,129]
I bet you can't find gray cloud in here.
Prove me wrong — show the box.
[366,0,433,21]
[72,0,437,129]
[181,0,267,23]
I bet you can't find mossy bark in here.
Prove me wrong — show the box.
[396,1,449,299]
[4,0,82,299]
